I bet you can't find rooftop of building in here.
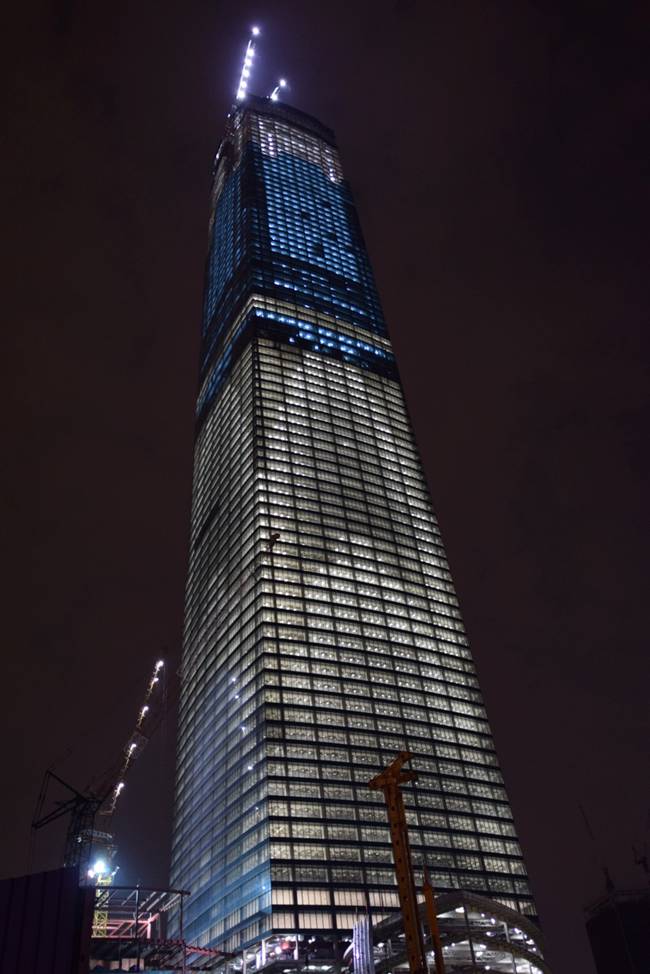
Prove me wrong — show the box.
[230,93,338,148]
[585,884,650,919]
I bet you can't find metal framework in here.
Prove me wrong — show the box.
[345,891,548,974]
[88,885,236,971]
[369,752,427,974]
[31,770,104,874]
[422,865,446,974]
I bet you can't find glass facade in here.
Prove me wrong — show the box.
[171,95,536,954]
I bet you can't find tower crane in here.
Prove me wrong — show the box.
[32,659,165,881]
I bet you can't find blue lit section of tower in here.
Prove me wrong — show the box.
[171,94,537,954]
[198,102,387,408]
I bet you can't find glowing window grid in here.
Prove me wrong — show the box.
[171,98,536,953]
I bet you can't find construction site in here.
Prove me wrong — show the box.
[1,699,548,974]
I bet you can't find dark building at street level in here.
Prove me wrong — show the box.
[171,94,539,955]
[585,886,650,974]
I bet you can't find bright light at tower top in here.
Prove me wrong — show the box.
[270,78,288,102]
[236,27,260,101]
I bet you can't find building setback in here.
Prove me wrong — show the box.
[171,94,537,953]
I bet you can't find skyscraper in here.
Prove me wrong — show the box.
[171,93,537,955]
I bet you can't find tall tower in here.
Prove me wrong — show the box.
[171,93,537,954]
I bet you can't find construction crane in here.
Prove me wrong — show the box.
[32,659,165,881]
[422,864,446,974]
[369,751,429,974]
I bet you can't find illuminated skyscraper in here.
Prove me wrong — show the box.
[171,94,537,955]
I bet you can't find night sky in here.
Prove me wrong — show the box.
[3,3,649,972]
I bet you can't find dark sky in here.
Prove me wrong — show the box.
[3,2,649,972]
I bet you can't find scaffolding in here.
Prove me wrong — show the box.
[88,885,235,971]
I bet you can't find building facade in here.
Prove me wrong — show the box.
[171,94,536,955]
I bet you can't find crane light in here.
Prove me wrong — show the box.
[235,27,259,100]
[270,78,289,102]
